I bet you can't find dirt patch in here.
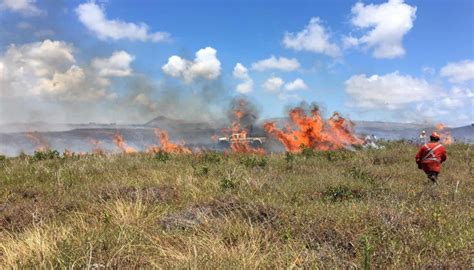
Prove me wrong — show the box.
[0,198,78,232]
[99,185,180,204]
[160,197,280,230]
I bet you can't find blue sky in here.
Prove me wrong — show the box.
[0,0,473,126]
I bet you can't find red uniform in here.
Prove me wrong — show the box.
[416,142,447,173]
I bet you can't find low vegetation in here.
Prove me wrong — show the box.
[0,142,472,268]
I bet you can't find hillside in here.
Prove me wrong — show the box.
[0,142,472,268]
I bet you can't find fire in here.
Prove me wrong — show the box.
[113,133,137,153]
[64,149,74,157]
[148,128,192,154]
[264,106,362,152]
[90,139,105,155]
[435,123,453,145]
[222,99,265,154]
[26,131,50,152]
[64,149,87,157]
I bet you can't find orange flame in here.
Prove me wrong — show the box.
[64,149,74,158]
[26,131,50,152]
[264,106,362,152]
[113,133,137,153]
[222,99,265,154]
[148,128,192,154]
[90,139,105,155]
[435,123,453,145]
[63,149,87,158]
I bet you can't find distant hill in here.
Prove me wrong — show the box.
[451,124,474,142]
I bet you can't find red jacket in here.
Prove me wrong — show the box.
[416,142,447,173]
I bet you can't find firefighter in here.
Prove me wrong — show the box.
[419,130,427,145]
[416,132,447,183]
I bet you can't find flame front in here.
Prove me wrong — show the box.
[435,123,453,145]
[264,106,362,152]
[148,128,192,154]
[90,139,105,155]
[222,99,265,154]
[26,131,50,152]
[113,133,137,153]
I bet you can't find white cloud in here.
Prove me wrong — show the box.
[348,0,416,59]
[92,51,135,77]
[263,76,284,92]
[440,60,474,83]
[233,63,249,79]
[345,71,438,109]
[162,47,221,83]
[236,80,254,94]
[161,56,187,78]
[0,40,129,101]
[284,78,308,91]
[283,17,341,58]
[36,65,86,95]
[440,97,463,109]
[251,56,300,71]
[415,86,473,122]
[75,2,169,42]
[422,66,435,76]
[0,0,43,15]
[346,71,472,124]
[342,36,359,49]
[0,39,75,96]
[233,63,253,94]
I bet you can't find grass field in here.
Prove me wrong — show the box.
[0,142,472,268]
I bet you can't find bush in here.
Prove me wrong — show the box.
[220,176,238,190]
[154,151,171,162]
[194,164,210,176]
[345,166,375,184]
[300,146,316,158]
[240,156,267,168]
[322,185,363,202]
[32,150,60,161]
[285,152,295,169]
[201,152,222,164]
[362,235,374,270]
[323,150,352,161]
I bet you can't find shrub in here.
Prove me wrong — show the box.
[240,156,267,168]
[194,164,210,176]
[220,176,238,190]
[300,146,316,158]
[32,150,60,161]
[362,235,374,270]
[201,152,222,164]
[346,166,375,184]
[285,152,295,169]
[154,151,170,162]
[322,185,363,202]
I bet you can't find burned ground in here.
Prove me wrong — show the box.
[0,142,472,268]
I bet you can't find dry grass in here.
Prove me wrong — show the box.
[0,142,472,268]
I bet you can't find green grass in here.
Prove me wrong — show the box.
[0,142,472,268]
